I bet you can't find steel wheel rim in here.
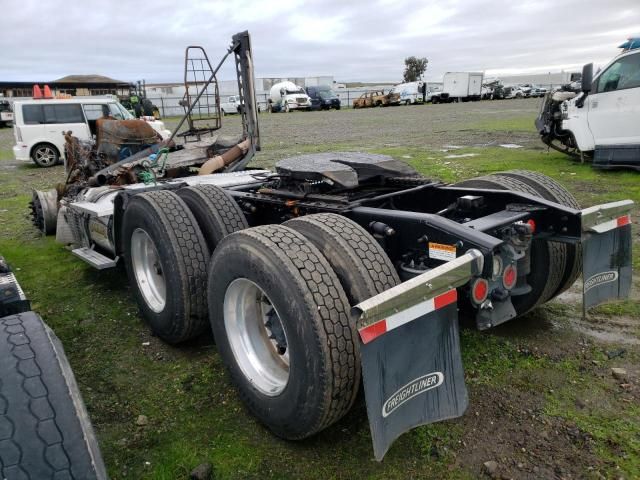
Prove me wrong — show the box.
[35,146,55,165]
[131,228,166,313]
[224,278,290,396]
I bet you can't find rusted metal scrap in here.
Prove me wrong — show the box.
[95,118,160,164]
[199,138,250,175]
[61,124,252,194]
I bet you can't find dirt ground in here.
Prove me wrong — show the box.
[0,98,638,479]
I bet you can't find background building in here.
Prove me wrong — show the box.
[0,75,130,100]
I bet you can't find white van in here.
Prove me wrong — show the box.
[12,97,171,167]
[389,81,425,105]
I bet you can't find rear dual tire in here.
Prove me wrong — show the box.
[122,190,210,343]
[123,191,398,438]
[209,216,397,439]
[495,170,582,296]
[454,174,562,314]
[208,225,359,439]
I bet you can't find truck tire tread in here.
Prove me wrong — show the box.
[123,190,209,343]
[0,311,106,479]
[285,213,399,304]
[177,184,248,253]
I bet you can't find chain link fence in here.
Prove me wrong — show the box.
[148,88,385,117]
[148,82,566,118]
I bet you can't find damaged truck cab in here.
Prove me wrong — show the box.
[536,38,640,169]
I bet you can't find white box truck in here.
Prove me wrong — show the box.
[431,72,484,103]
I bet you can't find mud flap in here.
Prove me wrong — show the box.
[359,291,467,460]
[582,216,632,310]
[580,201,634,310]
[353,249,483,461]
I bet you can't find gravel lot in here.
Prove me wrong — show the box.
[0,98,542,185]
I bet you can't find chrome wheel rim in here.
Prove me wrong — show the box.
[35,146,56,165]
[131,228,166,313]
[224,278,289,396]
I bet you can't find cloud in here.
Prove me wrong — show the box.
[0,0,638,83]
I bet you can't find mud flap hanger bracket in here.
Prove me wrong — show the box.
[355,249,484,329]
[580,199,633,233]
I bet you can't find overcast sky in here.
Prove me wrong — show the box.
[2,0,639,84]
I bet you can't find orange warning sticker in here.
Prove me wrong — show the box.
[428,242,456,261]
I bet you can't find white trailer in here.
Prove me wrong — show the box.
[432,72,484,103]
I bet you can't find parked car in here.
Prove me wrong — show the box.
[306,85,341,110]
[268,81,312,112]
[220,95,241,115]
[529,85,548,97]
[0,100,13,127]
[12,97,171,167]
[220,94,263,114]
[519,84,534,97]
[352,90,400,108]
[480,86,493,100]
[503,85,525,99]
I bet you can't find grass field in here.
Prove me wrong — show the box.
[0,99,638,479]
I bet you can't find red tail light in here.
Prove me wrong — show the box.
[502,264,517,290]
[527,219,536,233]
[471,278,489,304]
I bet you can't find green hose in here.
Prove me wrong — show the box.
[137,148,171,185]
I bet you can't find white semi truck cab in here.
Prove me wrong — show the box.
[536,38,640,169]
[267,81,311,112]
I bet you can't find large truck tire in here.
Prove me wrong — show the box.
[177,184,248,254]
[494,170,582,296]
[29,189,59,236]
[0,311,107,479]
[284,213,399,305]
[454,175,566,315]
[122,190,209,343]
[208,225,358,440]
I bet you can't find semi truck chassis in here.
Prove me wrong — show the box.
[26,32,634,461]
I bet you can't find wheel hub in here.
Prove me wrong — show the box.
[223,278,290,396]
[130,228,166,313]
[35,147,55,165]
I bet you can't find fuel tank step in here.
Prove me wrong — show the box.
[71,247,116,270]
